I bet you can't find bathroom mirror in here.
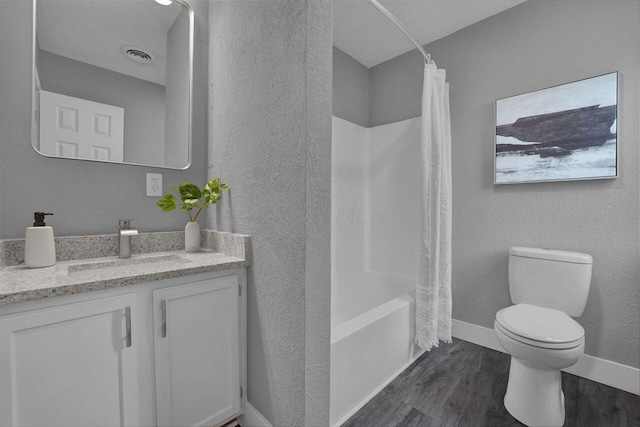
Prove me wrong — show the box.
[31,0,193,169]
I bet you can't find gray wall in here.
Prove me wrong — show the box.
[305,0,332,424]
[208,1,332,425]
[366,0,640,367]
[0,0,209,238]
[38,50,167,166]
[333,47,369,127]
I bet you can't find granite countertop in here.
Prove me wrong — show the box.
[0,230,251,305]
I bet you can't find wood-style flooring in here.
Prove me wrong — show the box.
[343,339,640,427]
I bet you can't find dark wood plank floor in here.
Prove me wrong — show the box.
[343,339,640,427]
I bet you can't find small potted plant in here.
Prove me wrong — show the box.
[157,179,229,252]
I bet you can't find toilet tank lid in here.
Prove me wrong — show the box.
[509,247,592,264]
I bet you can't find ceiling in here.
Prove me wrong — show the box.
[37,0,527,81]
[37,0,184,85]
[334,0,527,68]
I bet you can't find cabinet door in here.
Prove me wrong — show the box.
[153,275,240,427]
[0,294,139,426]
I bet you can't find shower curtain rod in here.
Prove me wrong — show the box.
[365,0,433,64]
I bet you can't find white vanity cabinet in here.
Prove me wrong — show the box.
[153,275,243,427]
[0,268,247,427]
[0,294,139,426]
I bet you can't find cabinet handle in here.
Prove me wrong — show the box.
[161,300,167,338]
[125,306,132,348]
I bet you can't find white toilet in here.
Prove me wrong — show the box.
[495,247,592,427]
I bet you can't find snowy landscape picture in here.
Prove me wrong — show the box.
[495,72,618,184]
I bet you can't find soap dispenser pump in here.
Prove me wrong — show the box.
[25,212,56,268]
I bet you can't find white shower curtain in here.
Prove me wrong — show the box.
[415,62,453,351]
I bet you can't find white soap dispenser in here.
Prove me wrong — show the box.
[25,212,56,268]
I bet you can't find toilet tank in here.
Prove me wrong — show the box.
[509,247,593,317]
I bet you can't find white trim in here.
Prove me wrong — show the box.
[238,402,272,427]
[452,318,504,353]
[34,66,41,91]
[563,353,640,395]
[452,319,640,395]
[330,347,426,427]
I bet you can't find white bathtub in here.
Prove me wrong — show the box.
[330,271,424,426]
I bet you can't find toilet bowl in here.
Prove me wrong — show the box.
[495,247,592,427]
[495,303,585,426]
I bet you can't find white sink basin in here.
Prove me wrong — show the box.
[68,256,186,278]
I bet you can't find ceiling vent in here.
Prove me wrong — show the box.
[122,46,155,64]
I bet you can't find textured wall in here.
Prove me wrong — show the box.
[365,0,640,367]
[332,47,370,127]
[208,1,332,425]
[304,0,332,425]
[0,0,209,238]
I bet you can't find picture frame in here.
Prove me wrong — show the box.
[494,72,618,184]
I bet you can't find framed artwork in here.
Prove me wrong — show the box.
[495,72,618,184]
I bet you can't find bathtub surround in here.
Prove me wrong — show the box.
[0,0,210,238]
[208,1,332,426]
[331,116,427,424]
[335,0,639,371]
[329,270,422,425]
[415,63,452,350]
[332,116,423,281]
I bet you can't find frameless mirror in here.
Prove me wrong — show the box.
[31,0,193,169]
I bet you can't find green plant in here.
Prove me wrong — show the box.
[157,179,230,222]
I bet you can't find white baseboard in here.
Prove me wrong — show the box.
[238,402,272,427]
[452,318,504,353]
[452,319,640,395]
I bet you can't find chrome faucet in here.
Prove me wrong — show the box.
[118,219,138,258]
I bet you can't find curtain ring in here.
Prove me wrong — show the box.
[425,53,432,65]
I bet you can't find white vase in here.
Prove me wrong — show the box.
[184,221,200,253]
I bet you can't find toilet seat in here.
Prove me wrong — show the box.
[495,303,584,349]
